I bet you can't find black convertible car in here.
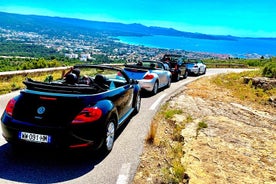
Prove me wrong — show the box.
[161,54,188,81]
[1,64,141,153]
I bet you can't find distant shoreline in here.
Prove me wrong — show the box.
[116,35,276,58]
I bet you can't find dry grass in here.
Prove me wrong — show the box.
[210,70,276,113]
[135,104,192,184]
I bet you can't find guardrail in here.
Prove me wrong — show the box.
[0,66,72,78]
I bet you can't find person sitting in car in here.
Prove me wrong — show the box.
[65,68,92,85]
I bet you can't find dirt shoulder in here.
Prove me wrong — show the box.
[133,76,276,184]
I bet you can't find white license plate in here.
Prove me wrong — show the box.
[19,132,51,143]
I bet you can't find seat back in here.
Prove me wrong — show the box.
[94,74,109,89]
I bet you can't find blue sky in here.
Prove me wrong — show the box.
[0,0,275,37]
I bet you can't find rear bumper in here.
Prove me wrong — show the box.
[188,68,199,74]
[1,113,103,150]
[137,79,155,92]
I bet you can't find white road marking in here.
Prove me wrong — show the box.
[116,163,131,184]
[149,93,167,110]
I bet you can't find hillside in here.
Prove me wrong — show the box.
[133,75,276,184]
[0,11,236,40]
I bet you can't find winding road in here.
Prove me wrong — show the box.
[0,68,247,184]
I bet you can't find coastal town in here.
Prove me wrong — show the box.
[0,27,232,62]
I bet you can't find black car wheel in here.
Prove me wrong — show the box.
[174,73,180,81]
[102,118,116,153]
[133,92,141,114]
[166,77,171,88]
[151,81,158,95]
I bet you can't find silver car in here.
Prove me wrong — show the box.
[123,60,172,95]
[185,59,207,76]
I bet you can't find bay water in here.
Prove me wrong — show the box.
[117,35,276,58]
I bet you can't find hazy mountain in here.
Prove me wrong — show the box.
[0,11,237,40]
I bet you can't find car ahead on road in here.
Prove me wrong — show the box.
[123,60,171,95]
[161,54,188,81]
[184,59,207,76]
[1,64,141,153]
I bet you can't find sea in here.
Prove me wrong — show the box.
[117,35,276,58]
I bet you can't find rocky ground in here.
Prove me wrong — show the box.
[133,76,276,184]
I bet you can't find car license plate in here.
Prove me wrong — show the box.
[19,132,51,143]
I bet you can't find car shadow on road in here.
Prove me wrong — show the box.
[0,143,106,183]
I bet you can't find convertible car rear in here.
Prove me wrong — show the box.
[1,64,141,153]
[123,60,171,95]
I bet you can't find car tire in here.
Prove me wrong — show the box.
[197,69,200,76]
[133,92,141,114]
[174,73,180,81]
[151,81,158,95]
[203,68,206,74]
[101,118,116,153]
[166,77,171,88]
[183,70,188,79]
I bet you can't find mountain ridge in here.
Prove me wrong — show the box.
[0,11,238,41]
[1,11,276,42]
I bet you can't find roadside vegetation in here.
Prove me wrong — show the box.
[0,54,126,72]
[143,103,192,183]
[262,59,276,78]
[134,63,276,183]
[212,69,276,105]
[203,57,275,68]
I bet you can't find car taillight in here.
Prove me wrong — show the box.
[72,107,102,124]
[144,74,154,79]
[5,98,16,116]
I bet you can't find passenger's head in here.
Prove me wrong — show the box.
[65,73,77,84]
[72,68,80,78]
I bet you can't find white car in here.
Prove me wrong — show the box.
[123,60,172,95]
[185,59,206,75]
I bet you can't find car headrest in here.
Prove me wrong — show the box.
[65,73,77,84]
[95,74,107,84]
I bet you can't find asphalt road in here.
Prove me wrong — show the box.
[0,68,248,184]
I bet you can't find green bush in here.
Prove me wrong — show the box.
[262,60,276,78]
[245,59,262,67]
